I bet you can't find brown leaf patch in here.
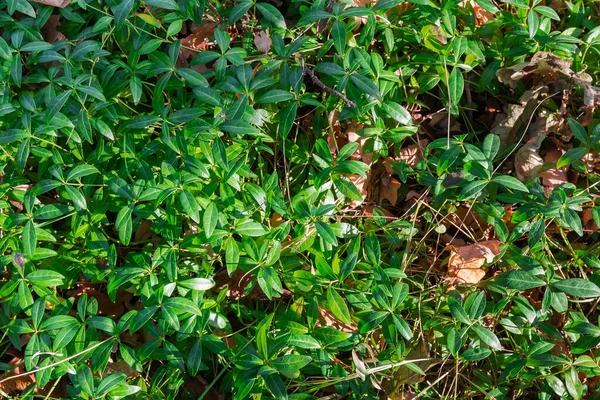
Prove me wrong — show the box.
[31,0,71,7]
[0,357,35,395]
[540,147,568,191]
[446,240,502,285]
[317,308,357,332]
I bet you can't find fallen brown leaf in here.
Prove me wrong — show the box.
[380,176,401,206]
[459,0,493,25]
[0,357,35,395]
[540,147,568,191]
[31,0,70,7]
[515,134,546,182]
[317,308,357,332]
[41,15,67,43]
[447,240,502,285]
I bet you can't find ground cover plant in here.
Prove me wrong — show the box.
[3,0,600,398]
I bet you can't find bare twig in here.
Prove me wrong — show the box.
[302,65,357,108]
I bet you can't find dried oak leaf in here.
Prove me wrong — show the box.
[540,147,568,191]
[447,240,502,285]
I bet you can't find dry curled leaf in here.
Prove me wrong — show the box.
[254,30,271,53]
[447,240,502,285]
[515,134,546,182]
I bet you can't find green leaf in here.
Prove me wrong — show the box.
[562,208,583,236]
[458,180,487,200]
[298,10,333,25]
[22,220,36,258]
[168,108,205,124]
[316,221,338,246]
[337,142,359,161]
[483,134,500,160]
[179,190,200,224]
[461,347,492,362]
[109,178,134,200]
[64,185,87,210]
[0,36,11,60]
[256,89,294,103]
[257,266,283,299]
[556,147,588,169]
[380,101,412,125]
[271,355,312,373]
[527,10,539,38]
[256,313,274,358]
[213,137,229,170]
[332,175,364,202]
[331,20,346,55]
[87,316,117,334]
[187,340,203,376]
[350,73,381,101]
[225,239,240,275]
[496,270,546,290]
[365,233,381,265]
[66,164,100,182]
[326,289,352,325]
[447,328,461,356]
[256,3,287,29]
[235,220,268,237]
[568,118,589,146]
[178,278,215,291]
[492,175,529,192]
[193,87,222,106]
[27,270,65,287]
[358,310,388,334]
[289,334,321,349]
[552,278,600,298]
[448,297,470,325]
[203,202,219,239]
[113,0,135,29]
[262,369,288,400]
[163,297,202,315]
[146,0,179,10]
[471,324,502,350]
[448,67,464,115]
